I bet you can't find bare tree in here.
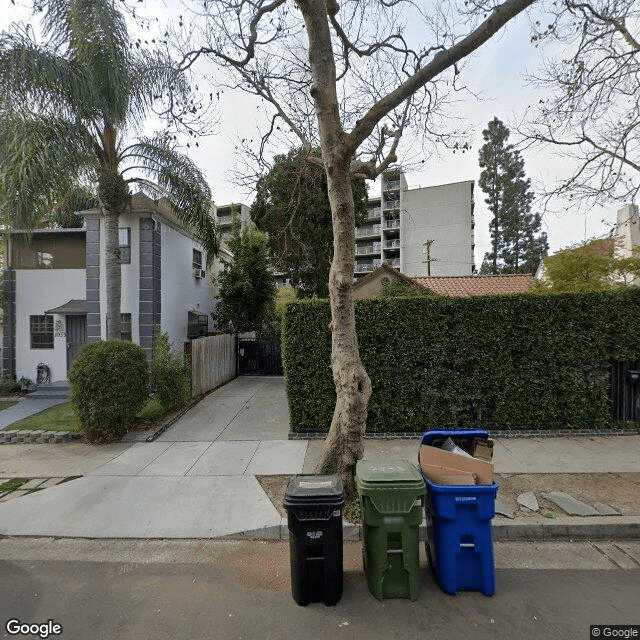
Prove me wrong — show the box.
[520,0,640,207]
[175,0,536,502]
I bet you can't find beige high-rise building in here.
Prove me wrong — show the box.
[355,171,475,278]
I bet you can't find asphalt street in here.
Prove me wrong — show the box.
[1,539,639,640]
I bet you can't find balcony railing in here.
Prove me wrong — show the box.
[384,239,401,249]
[383,200,400,211]
[385,180,401,191]
[355,244,381,255]
[354,258,382,273]
[387,258,400,267]
[355,225,381,238]
[367,208,381,219]
[217,215,232,225]
[384,219,400,229]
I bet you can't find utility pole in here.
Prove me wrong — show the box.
[422,240,436,276]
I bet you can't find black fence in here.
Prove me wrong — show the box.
[610,361,640,422]
[237,336,283,376]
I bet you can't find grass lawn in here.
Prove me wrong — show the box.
[0,401,19,411]
[6,403,80,432]
[5,397,170,433]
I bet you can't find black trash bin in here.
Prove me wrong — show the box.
[283,474,345,606]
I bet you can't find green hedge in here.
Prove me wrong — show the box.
[282,290,640,432]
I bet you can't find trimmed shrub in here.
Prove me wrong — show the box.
[282,290,640,433]
[69,340,149,443]
[151,329,192,412]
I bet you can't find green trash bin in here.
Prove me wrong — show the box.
[356,459,426,601]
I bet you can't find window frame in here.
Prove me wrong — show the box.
[120,313,132,341]
[119,227,131,264]
[105,313,133,341]
[30,315,54,349]
[192,249,203,271]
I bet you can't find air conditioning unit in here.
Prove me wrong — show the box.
[193,268,203,279]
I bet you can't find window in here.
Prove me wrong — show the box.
[187,311,208,339]
[121,313,132,341]
[192,249,203,270]
[30,315,54,349]
[119,228,131,264]
[105,313,133,340]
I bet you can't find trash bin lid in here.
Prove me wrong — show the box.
[284,474,345,505]
[356,459,423,487]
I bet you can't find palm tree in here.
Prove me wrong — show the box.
[0,0,218,339]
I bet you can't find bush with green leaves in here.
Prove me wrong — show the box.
[282,290,640,433]
[151,329,192,412]
[0,374,21,393]
[69,340,149,443]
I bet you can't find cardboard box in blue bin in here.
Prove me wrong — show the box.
[418,439,493,486]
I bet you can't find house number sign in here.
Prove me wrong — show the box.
[54,319,66,338]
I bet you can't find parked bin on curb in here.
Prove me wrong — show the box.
[283,474,345,606]
[420,429,498,596]
[356,459,425,601]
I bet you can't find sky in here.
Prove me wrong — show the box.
[2,0,625,268]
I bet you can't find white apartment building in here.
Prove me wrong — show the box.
[355,171,475,278]
[215,203,251,242]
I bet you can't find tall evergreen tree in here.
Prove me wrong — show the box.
[215,213,277,334]
[478,118,548,274]
[251,147,368,298]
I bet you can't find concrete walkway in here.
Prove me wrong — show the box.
[0,376,639,540]
[0,382,69,431]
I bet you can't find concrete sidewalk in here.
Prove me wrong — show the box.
[0,382,69,431]
[1,376,639,541]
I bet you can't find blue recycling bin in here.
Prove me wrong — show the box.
[420,429,498,596]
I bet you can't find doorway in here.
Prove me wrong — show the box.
[66,315,87,371]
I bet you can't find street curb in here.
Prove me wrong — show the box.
[2,518,638,542]
[145,395,205,442]
[289,429,640,440]
[492,516,640,541]
[217,516,640,542]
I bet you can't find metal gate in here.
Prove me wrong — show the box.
[610,361,640,422]
[66,315,87,370]
[237,336,283,376]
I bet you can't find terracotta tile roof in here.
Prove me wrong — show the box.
[413,274,534,297]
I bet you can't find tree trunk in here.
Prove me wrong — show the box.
[104,209,122,340]
[297,0,372,503]
[315,160,372,502]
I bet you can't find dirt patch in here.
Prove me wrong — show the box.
[256,475,292,518]
[495,472,640,518]
[224,540,290,591]
[256,473,640,521]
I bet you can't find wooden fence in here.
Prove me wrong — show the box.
[191,334,236,395]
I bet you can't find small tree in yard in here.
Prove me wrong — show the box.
[151,328,192,412]
[533,238,640,293]
[215,215,277,334]
[176,0,538,504]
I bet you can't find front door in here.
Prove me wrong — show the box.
[66,315,87,371]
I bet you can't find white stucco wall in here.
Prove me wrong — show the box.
[401,181,474,277]
[158,220,217,348]
[15,269,85,381]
